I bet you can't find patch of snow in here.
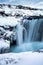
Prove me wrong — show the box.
[0,17,19,26]
[0,52,43,65]
[0,8,3,12]
[3,6,11,14]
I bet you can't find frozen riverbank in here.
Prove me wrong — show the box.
[0,52,43,65]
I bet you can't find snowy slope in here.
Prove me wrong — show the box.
[0,17,19,26]
[0,52,43,65]
[0,4,43,17]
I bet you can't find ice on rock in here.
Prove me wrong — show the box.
[0,17,18,46]
[0,39,10,53]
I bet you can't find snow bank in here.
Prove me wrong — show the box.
[0,4,43,17]
[0,17,19,26]
[0,52,43,65]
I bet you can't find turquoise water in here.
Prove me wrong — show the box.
[10,42,43,53]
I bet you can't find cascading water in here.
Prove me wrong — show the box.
[23,27,27,42]
[16,22,27,45]
[16,23,23,45]
[11,18,43,53]
[42,33,43,41]
[27,19,37,42]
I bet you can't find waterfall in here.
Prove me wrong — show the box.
[10,18,43,53]
[16,19,43,45]
[31,19,43,41]
[23,27,27,42]
[27,19,37,42]
[42,33,43,41]
[16,22,27,45]
[16,23,23,45]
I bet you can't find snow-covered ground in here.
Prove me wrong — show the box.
[0,52,43,65]
[0,4,43,17]
[0,17,19,26]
